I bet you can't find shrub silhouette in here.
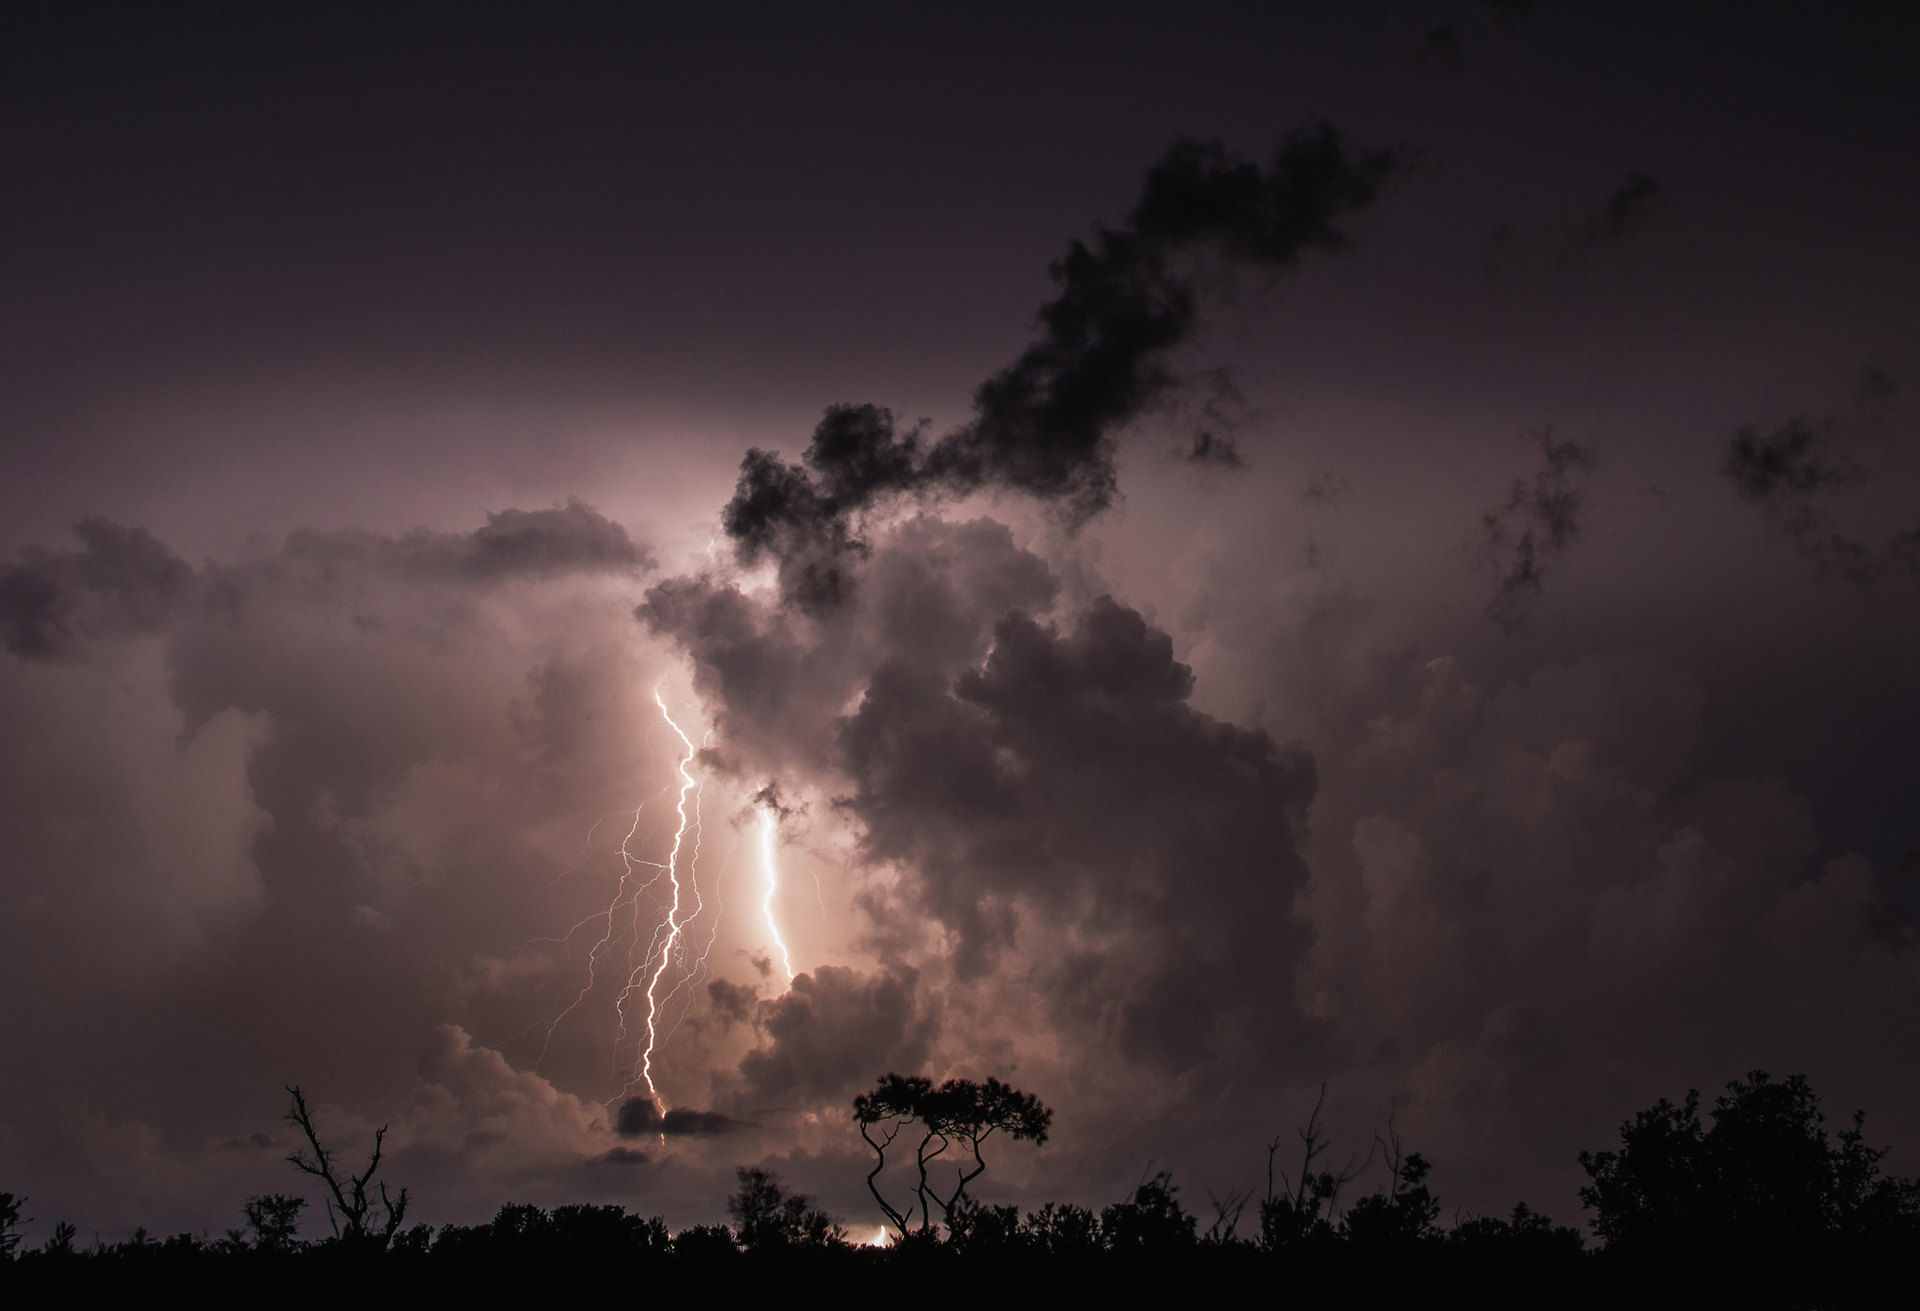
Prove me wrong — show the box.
[1019,1201,1102,1257]
[1343,1153,1438,1246]
[1450,1202,1585,1255]
[1100,1172,1197,1253]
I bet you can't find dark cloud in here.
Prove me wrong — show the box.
[838,596,1318,1070]
[1303,472,1353,507]
[1555,170,1663,265]
[707,979,759,1027]
[1724,375,1918,585]
[1186,431,1245,468]
[1725,418,1854,501]
[721,125,1397,610]
[0,518,195,659]
[1480,431,1598,629]
[1601,171,1662,241]
[614,1101,753,1138]
[721,406,918,612]
[590,1146,651,1166]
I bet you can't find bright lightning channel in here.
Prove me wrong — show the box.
[759,806,794,987]
[634,689,699,1111]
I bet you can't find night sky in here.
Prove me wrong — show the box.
[4,3,1919,1241]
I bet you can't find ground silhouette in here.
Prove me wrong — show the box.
[3,1069,1915,1305]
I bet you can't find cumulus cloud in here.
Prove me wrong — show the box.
[640,515,1060,779]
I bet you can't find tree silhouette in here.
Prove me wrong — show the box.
[1580,1069,1920,1258]
[1260,1083,1372,1251]
[283,1084,409,1248]
[853,1073,1052,1235]
[242,1194,307,1252]
[726,1167,843,1250]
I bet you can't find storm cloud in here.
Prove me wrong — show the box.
[721,125,1398,611]
[5,6,1920,1248]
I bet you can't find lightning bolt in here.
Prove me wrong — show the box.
[759,805,795,987]
[631,688,699,1110]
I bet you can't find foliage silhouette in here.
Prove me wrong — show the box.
[1343,1114,1438,1246]
[726,1168,843,1250]
[671,1223,741,1260]
[0,1194,26,1259]
[41,1222,78,1258]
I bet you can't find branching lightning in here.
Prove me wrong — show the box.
[525,793,668,1071]
[515,690,809,1112]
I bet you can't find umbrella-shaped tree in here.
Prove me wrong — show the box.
[853,1072,1052,1236]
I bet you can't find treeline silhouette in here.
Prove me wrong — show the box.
[3,1071,1915,1304]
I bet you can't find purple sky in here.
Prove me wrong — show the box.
[3,3,1918,1243]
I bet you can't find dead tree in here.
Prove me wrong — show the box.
[284,1084,409,1248]
[1261,1083,1374,1248]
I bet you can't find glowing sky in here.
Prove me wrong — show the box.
[2,4,1917,1239]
